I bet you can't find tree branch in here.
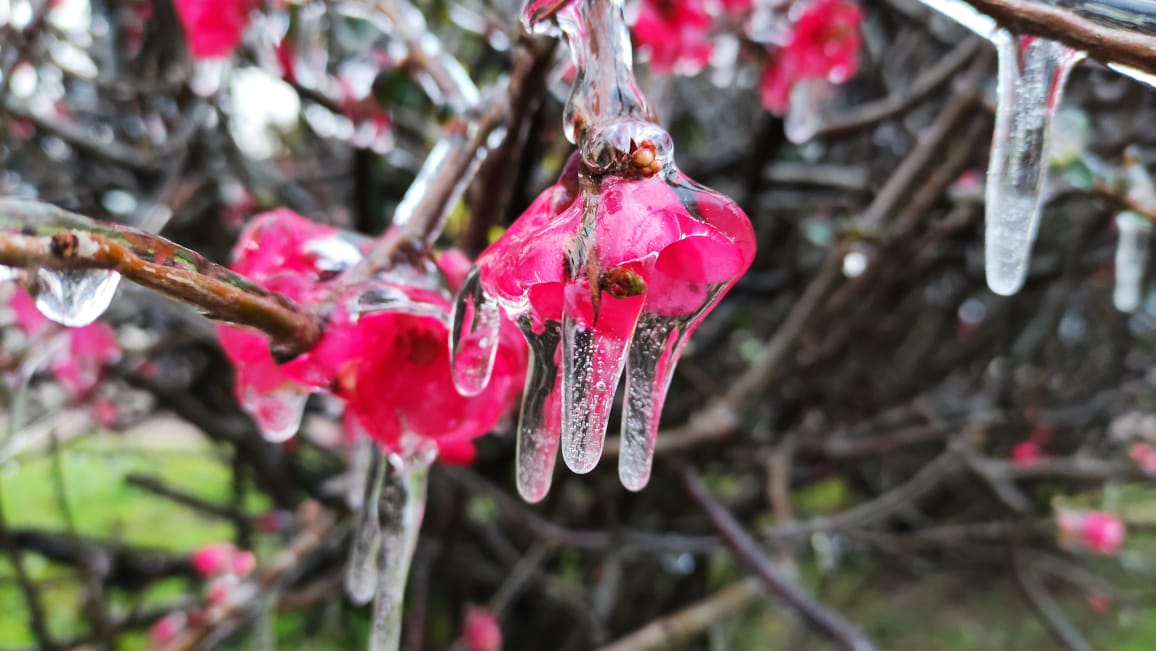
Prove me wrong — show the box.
[0,199,321,357]
[961,0,1156,76]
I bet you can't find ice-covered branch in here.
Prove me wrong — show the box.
[0,199,322,356]
[959,0,1156,76]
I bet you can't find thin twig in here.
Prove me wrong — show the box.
[597,578,762,651]
[681,467,876,651]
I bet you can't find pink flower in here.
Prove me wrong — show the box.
[217,209,526,460]
[462,605,502,651]
[1011,441,1042,467]
[760,0,862,115]
[149,611,186,644]
[10,288,120,396]
[1129,442,1156,475]
[174,0,252,60]
[633,0,714,75]
[465,145,755,496]
[191,542,237,577]
[231,550,256,577]
[1056,509,1126,555]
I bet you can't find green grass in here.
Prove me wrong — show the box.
[0,430,265,647]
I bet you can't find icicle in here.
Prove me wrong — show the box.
[619,314,678,491]
[1114,212,1151,313]
[784,78,834,145]
[367,447,433,651]
[449,268,502,396]
[190,59,230,97]
[32,269,120,327]
[346,446,387,605]
[560,312,632,473]
[515,316,562,503]
[984,33,1083,296]
[241,384,308,442]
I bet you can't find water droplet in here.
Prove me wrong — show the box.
[240,384,308,442]
[1115,212,1151,313]
[450,268,502,396]
[33,269,120,327]
[984,32,1083,296]
[514,316,562,503]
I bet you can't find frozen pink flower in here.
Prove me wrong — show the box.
[632,0,714,75]
[462,605,502,651]
[760,0,862,115]
[149,611,187,645]
[10,288,120,396]
[191,542,237,577]
[1011,441,1042,467]
[1056,509,1126,555]
[461,145,755,498]
[174,0,252,60]
[217,209,526,460]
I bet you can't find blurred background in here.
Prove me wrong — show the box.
[3,0,1156,649]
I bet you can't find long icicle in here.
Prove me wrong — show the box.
[367,450,432,651]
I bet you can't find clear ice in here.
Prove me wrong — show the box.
[241,384,309,443]
[32,269,121,327]
[346,447,387,605]
[449,268,502,396]
[984,33,1083,296]
[449,0,753,498]
[367,450,431,651]
[1114,212,1150,313]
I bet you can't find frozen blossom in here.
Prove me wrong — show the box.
[174,0,253,60]
[453,0,756,501]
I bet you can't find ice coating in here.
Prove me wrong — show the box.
[449,268,502,396]
[914,1,1091,295]
[32,269,121,328]
[984,34,1083,296]
[368,449,432,651]
[241,384,309,442]
[452,0,755,497]
[346,448,386,604]
[1114,212,1151,313]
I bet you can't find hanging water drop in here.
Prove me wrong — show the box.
[367,451,432,651]
[241,384,308,442]
[346,447,387,605]
[449,268,502,396]
[984,32,1083,296]
[33,269,120,327]
[1115,212,1152,313]
[515,317,562,503]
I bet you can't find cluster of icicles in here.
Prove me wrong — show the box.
[903,0,1156,305]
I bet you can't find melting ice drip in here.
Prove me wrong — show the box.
[451,0,754,501]
[917,0,1156,295]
